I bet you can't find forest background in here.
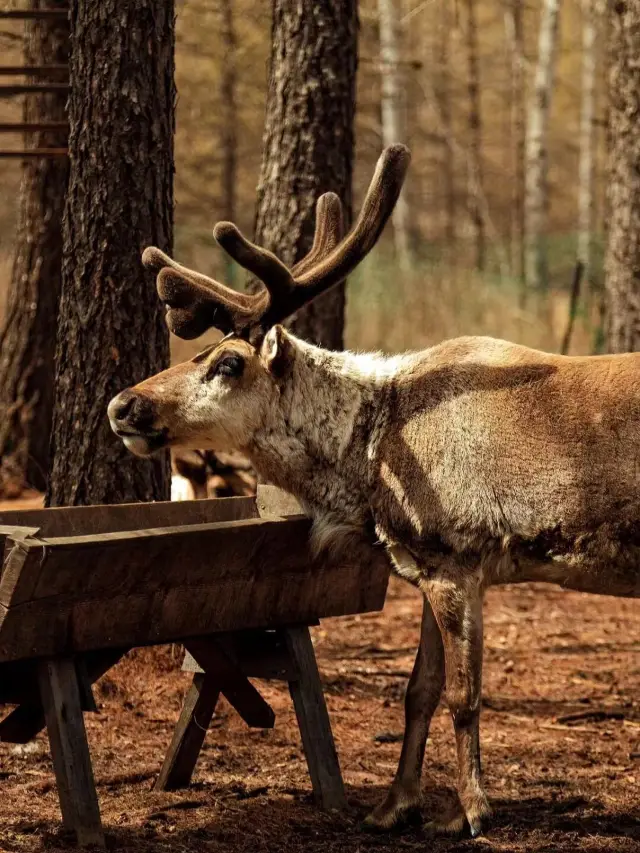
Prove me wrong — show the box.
[0,0,608,362]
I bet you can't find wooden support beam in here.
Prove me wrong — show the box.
[0,10,69,20]
[0,83,69,96]
[0,122,68,132]
[0,148,67,157]
[156,634,281,792]
[186,638,275,729]
[154,673,220,791]
[38,658,104,848]
[285,627,346,810]
[0,65,68,76]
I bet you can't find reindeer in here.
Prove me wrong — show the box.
[108,145,640,838]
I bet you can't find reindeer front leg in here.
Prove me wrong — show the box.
[364,594,445,830]
[423,564,491,837]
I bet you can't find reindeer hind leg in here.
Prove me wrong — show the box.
[422,564,491,838]
[363,593,445,831]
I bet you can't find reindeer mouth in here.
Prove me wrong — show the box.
[114,427,170,457]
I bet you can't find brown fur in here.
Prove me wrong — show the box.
[109,326,640,837]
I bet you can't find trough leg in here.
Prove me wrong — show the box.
[285,626,346,810]
[154,672,220,791]
[37,657,105,849]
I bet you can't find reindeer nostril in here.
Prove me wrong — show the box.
[113,392,135,422]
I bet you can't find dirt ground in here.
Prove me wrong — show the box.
[0,572,638,853]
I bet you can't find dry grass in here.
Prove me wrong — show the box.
[346,250,598,357]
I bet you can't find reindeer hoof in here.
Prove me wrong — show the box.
[361,796,421,832]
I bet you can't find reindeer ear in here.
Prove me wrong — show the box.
[261,325,292,378]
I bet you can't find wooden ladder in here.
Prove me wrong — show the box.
[0,6,69,159]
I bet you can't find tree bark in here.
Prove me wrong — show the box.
[252,1,357,350]
[46,0,175,506]
[605,0,640,353]
[525,0,561,291]
[377,0,411,270]
[464,0,485,272]
[578,0,599,280]
[437,0,456,257]
[0,0,69,497]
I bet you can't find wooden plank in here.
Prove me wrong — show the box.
[186,639,275,729]
[0,121,68,132]
[0,148,67,157]
[0,83,69,95]
[0,547,389,662]
[0,526,40,583]
[38,658,104,848]
[0,10,68,19]
[0,538,45,606]
[256,484,304,518]
[0,494,257,538]
[154,673,220,791]
[285,626,346,810]
[0,65,68,76]
[29,516,314,602]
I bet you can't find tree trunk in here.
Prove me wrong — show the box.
[437,0,456,258]
[605,0,640,353]
[525,0,561,291]
[577,0,598,281]
[464,0,485,271]
[0,0,69,497]
[46,0,175,506]
[377,0,411,270]
[219,0,238,287]
[504,0,526,286]
[252,1,357,350]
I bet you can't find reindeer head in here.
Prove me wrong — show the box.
[108,145,411,457]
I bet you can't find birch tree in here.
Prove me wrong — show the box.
[577,0,599,281]
[464,0,485,271]
[378,0,411,269]
[525,0,561,291]
[435,0,456,255]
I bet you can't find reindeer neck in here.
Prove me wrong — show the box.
[247,337,402,520]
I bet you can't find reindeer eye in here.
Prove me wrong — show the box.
[207,354,244,381]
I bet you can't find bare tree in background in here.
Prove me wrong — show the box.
[504,0,526,285]
[378,0,411,269]
[525,0,561,291]
[605,0,640,353]
[0,0,68,498]
[432,0,456,257]
[252,0,357,349]
[464,0,485,271]
[219,0,237,285]
[577,0,599,282]
[47,0,175,506]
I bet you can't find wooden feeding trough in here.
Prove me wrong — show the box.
[0,486,390,847]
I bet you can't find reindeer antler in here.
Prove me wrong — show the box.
[144,144,410,341]
[142,191,344,340]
